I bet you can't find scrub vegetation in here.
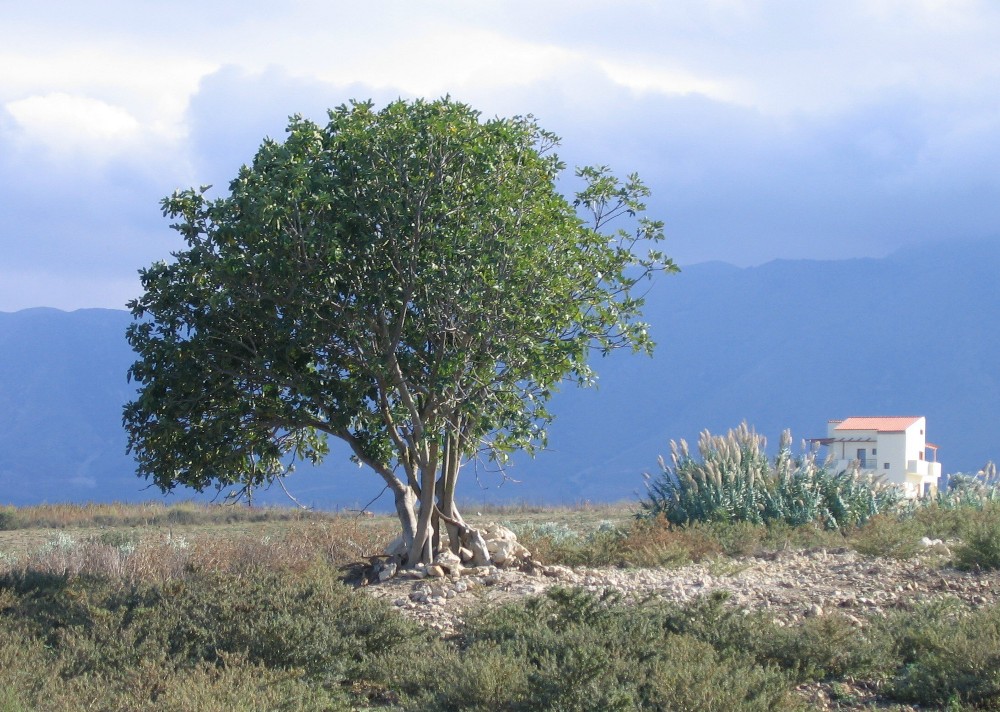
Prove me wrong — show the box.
[1,487,1000,709]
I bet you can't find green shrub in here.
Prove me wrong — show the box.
[909,501,969,540]
[411,643,530,711]
[759,520,847,551]
[512,522,631,567]
[752,614,890,682]
[457,588,795,711]
[880,599,1000,708]
[641,423,901,530]
[0,508,19,531]
[955,504,1000,571]
[0,563,435,691]
[641,423,774,526]
[850,513,924,559]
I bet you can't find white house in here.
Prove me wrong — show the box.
[812,416,940,497]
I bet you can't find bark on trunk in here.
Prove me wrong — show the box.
[392,484,418,555]
[387,425,506,569]
[406,444,439,567]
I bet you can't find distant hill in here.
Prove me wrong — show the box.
[1,241,998,508]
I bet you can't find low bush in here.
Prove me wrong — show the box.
[879,599,1000,708]
[618,517,725,566]
[849,513,925,559]
[908,501,970,541]
[0,507,20,531]
[515,515,853,569]
[455,588,796,711]
[954,503,1000,571]
[751,613,889,682]
[0,562,440,709]
[512,522,632,567]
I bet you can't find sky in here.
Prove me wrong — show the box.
[3,0,1000,311]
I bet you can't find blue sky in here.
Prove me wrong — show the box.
[2,0,1000,311]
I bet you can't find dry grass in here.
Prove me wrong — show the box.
[0,500,639,581]
[0,499,336,530]
[0,506,399,584]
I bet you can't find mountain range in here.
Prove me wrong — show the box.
[1,240,997,509]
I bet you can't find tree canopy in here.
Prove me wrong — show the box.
[125,97,674,566]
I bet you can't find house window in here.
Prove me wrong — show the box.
[872,449,877,455]
[884,463,890,470]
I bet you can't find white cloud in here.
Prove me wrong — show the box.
[5,93,141,157]
[0,48,215,139]
[266,25,579,99]
[1,1,1000,310]
[597,60,741,103]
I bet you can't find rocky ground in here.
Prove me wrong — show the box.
[361,535,997,710]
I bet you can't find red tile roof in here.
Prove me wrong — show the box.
[834,416,923,433]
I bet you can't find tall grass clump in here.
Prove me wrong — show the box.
[937,466,1000,509]
[640,423,902,529]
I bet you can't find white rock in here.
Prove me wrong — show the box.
[434,550,463,573]
[384,536,407,558]
[479,524,515,542]
[488,539,518,565]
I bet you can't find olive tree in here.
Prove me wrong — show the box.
[125,98,673,567]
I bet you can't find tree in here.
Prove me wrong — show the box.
[125,98,674,567]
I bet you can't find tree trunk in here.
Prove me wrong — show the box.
[406,445,439,567]
[439,431,463,554]
[392,484,418,555]
[388,429,504,569]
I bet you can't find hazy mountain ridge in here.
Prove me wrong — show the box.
[1,241,997,507]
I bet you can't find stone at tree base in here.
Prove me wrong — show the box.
[378,562,398,582]
[487,539,518,565]
[461,528,491,566]
[378,522,532,580]
[474,522,532,567]
[482,524,517,542]
[383,535,407,558]
[434,550,463,574]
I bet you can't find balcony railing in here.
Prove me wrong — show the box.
[828,458,878,472]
